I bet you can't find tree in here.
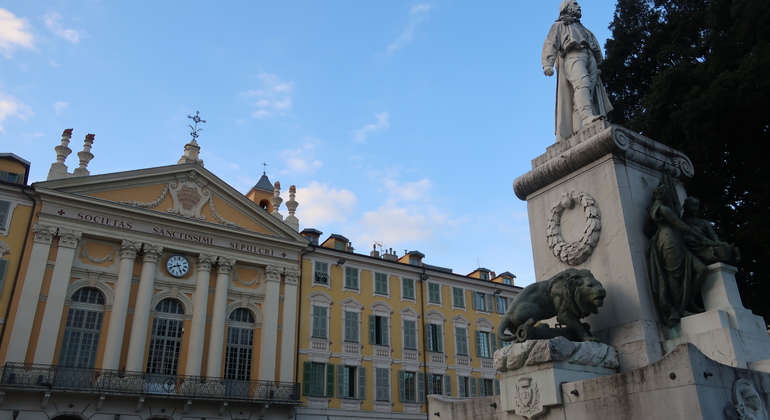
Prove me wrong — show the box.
[601,0,770,323]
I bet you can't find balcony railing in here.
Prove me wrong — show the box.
[0,363,300,404]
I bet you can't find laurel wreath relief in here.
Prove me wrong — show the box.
[546,191,601,266]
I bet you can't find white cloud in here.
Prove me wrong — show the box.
[280,137,323,174]
[43,12,84,44]
[353,111,389,143]
[297,181,357,227]
[0,9,35,58]
[53,101,69,115]
[384,178,431,201]
[241,72,294,119]
[0,92,33,132]
[386,4,432,54]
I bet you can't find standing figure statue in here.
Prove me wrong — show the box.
[646,175,710,328]
[542,0,613,141]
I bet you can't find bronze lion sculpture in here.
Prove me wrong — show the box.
[498,268,606,343]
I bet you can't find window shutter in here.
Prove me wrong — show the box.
[427,373,433,394]
[302,361,311,396]
[458,376,466,398]
[417,372,425,403]
[427,323,434,351]
[444,374,452,396]
[437,324,444,353]
[495,379,501,396]
[398,371,406,402]
[337,365,344,397]
[358,367,367,400]
[470,377,477,397]
[490,331,497,354]
[471,292,478,310]
[488,294,495,312]
[475,330,481,357]
[369,315,376,344]
[326,364,335,397]
[383,317,389,346]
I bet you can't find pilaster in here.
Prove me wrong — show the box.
[259,265,282,381]
[102,239,141,370]
[125,244,163,372]
[186,253,214,377]
[206,257,235,377]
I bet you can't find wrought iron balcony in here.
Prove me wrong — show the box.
[0,363,300,404]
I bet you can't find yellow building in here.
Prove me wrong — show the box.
[295,231,521,420]
[0,131,308,420]
[0,153,35,335]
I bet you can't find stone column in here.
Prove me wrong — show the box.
[279,267,299,382]
[5,224,57,363]
[101,240,141,370]
[185,254,214,377]
[125,244,163,372]
[34,228,82,364]
[206,257,235,378]
[258,265,282,381]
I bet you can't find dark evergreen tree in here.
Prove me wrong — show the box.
[601,0,770,323]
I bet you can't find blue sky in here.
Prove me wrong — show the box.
[1,1,618,286]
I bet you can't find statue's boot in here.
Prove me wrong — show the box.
[575,87,601,127]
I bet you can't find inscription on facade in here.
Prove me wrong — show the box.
[153,227,213,244]
[78,212,134,229]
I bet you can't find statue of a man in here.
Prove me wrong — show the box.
[542,0,613,141]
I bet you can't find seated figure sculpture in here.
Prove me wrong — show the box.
[682,196,741,266]
[498,268,606,343]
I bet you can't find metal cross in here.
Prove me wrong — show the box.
[262,162,268,174]
[187,111,207,140]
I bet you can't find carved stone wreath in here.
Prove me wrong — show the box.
[546,191,601,266]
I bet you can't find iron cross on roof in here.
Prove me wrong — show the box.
[187,111,207,140]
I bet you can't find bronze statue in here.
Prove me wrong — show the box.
[498,268,606,343]
[646,175,708,328]
[682,196,740,265]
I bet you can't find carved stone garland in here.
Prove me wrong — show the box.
[546,191,601,266]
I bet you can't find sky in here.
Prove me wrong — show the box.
[0,0,619,287]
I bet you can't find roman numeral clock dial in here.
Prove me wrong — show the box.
[166,254,190,278]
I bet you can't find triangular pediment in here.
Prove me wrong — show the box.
[32,164,307,243]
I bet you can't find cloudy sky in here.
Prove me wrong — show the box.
[1,1,618,286]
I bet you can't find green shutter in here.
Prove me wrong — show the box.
[398,370,406,402]
[369,315,376,344]
[382,317,389,346]
[417,372,425,403]
[488,294,495,313]
[490,331,497,354]
[437,324,444,353]
[326,364,335,397]
[358,366,367,400]
[475,330,481,357]
[458,376,467,397]
[337,365,344,397]
[470,377,477,397]
[303,361,311,396]
[427,323,434,351]
[495,379,501,396]
[444,374,452,397]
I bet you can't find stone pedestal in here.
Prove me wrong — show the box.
[494,338,619,418]
[514,122,695,372]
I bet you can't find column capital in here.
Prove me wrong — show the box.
[120,240,142,259]
[284,267,300,285]
[265,265,282,283]
[216,257,236,274]
[33,223,58,244]
[142,244,164,263]
[197,254,214,271]
[57,228,83,248]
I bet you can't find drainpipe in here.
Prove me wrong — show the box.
[294,243,317,407]
[418,266,430,420]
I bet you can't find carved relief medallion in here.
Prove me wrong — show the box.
[546,191,601,266]
[514,377,543,418]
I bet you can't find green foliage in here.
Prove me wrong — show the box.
[601,0,770,323]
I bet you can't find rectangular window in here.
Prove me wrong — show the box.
[480,378,495,397]
[375,368,391,401]
[402,278,415,300]
[369,315,389,346]
[475,330,497,358]
[399,371,424,403]
[458,376,470,398]
[495,296,509,313]
[480,272,489,280]
[343,311,359,343]
[472,292,488,312]
[429,373,443,395]
[0,200,10,229]
[303,362,333,397]
[403,319,417,350]
[452,287,465,308]
[455,326,469,356]
[503,277,513,285]
[0,171,21,184]
[374,272,389,295]
[312,305,328,338]
[337,365,366,399]
[344,266,359,290]
[427,323,443,353]
[428,283,441,304]
[314,261,329,284]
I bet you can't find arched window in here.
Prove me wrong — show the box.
[225,308,255,381]
[58,287,105,368]
[146,299,184,376]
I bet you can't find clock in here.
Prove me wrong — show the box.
[166,254,190,278]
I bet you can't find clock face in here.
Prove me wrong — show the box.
[166,254,190,278]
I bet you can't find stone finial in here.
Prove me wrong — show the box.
[177,139,205,165]
[73,133,95,177]
[284,184,299,231]
[47,128,75,180]
[270,181,283,220]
